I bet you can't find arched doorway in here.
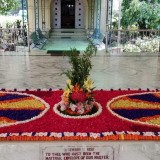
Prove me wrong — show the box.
[61,0,75,28]
[52,0,85,29]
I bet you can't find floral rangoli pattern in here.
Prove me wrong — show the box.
[108,92,160,126]
[0,90,160,141]
[0,91,49,127]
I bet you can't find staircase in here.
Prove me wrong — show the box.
[43,29,89,51]
[49,29,87,40]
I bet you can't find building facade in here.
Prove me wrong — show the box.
[27,0,111,35]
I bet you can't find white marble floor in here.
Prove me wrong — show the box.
[0,51,160,160]
[0,52,160,90]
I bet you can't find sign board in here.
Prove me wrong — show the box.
[42,146,114,160]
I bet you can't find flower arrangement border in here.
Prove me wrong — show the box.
[0,131,160,141]
[0,91,50,128]
[107,91,160,128]
[0,88,160,141]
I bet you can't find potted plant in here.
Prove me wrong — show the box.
[54,44,102,118]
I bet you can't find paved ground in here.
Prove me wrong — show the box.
[0,49,160,160]
[0,49,160,90]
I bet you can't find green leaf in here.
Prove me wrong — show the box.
[63,44,96,87]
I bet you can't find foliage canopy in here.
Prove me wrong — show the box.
[0,0,18,15]
[121,0,160,29]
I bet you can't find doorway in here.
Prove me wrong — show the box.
[61,0,75,28]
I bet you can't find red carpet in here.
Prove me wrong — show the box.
[0,89,160,141]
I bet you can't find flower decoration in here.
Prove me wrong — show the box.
[58,44,97,116]
[107,92,160,126]
[0,91,49,128]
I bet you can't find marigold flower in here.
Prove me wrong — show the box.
[73,83,82,92]
[62,97,69,105]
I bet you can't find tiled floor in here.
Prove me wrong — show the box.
[0,50,160,90]
[0,50,160,160]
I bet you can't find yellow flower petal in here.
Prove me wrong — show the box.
[84,77,93,91]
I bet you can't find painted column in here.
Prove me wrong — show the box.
[95,0,101,38]
[106,0,113,48]
[28,0,35,32]
[22,0,28,27]
[84,0,88,29]
[37,0,50,31]
[41,0,46,31]
[45,0,51,31]
[88,0,106,34]
[100,0,106,33]
[89,0,95,32]
[34,0,40,31]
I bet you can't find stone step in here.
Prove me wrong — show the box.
[50,35,86,37]
[51,28,86,33]
[50,32,86,36]
[49,28,87,40]
[50,29,86,36]
[49,36,87,41]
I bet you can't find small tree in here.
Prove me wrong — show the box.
[0,0,18,15]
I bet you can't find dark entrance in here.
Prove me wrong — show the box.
[61,0,75,28]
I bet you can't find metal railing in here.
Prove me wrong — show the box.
[106,29,160,55]
[0,27,29,53]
